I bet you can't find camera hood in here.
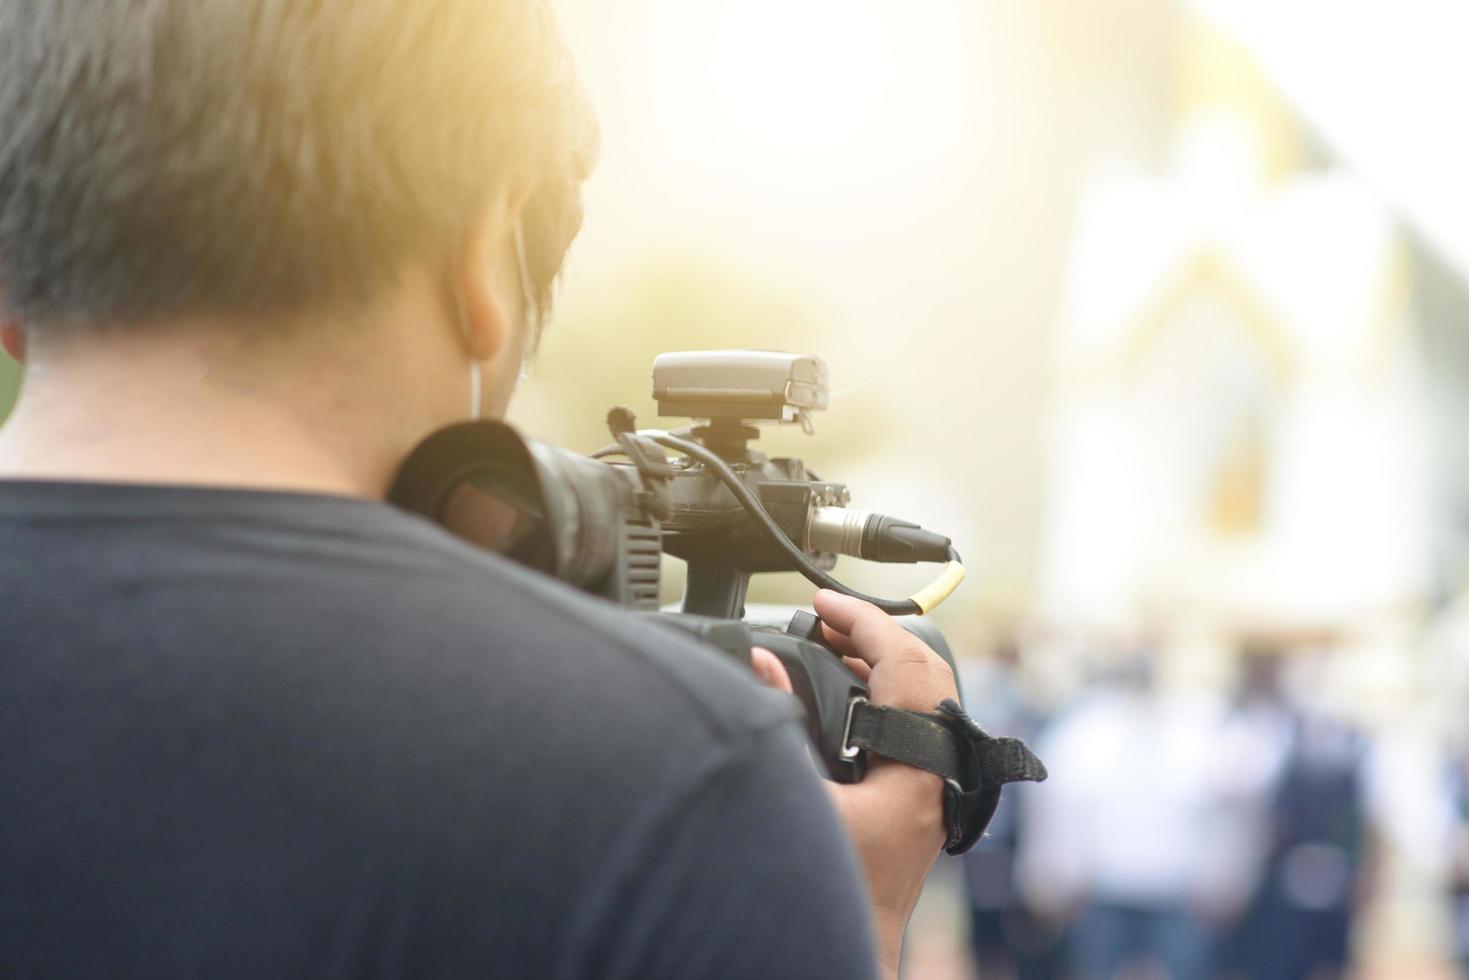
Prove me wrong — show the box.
[388,420,637,595]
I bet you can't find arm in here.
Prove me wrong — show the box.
[810,589,959,979]
[564,590,967,980]
[753,589,963,977]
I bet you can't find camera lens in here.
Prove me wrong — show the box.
[389,421,636,593]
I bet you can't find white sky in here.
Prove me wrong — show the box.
[1188,0,1469,277]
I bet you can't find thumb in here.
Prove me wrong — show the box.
[750,646,794,695]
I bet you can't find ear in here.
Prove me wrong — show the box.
[456,219,510,364]
[456,185,534,364]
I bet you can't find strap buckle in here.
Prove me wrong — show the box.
[839,695,868,761]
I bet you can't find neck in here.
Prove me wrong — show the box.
[0,317,456,499]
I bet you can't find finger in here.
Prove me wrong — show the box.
[817,624,872,683]
[750,646,794,695]
[818,621,858,658]
[812,590,928,668]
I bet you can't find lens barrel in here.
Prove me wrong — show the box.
[388,421,638,592]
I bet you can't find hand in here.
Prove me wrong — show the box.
[750,590,957,979]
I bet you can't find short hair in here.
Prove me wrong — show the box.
[0,0,598,329]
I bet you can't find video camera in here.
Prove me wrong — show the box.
[388,350,967,784]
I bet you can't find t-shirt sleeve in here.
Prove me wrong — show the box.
[554,718,880,980]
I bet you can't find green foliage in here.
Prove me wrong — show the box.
[0,353,18,424]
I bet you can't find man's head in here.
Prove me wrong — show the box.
[0,0,596,424]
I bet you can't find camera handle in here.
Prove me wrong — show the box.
[750,610,1047,853]
[748,617,871,783]
[683,564,752,620]
[653,608,1045,852]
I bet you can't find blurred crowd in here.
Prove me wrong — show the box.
[956,631,1469,980]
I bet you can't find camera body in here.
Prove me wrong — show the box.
[389,350,958,783]
[625,351,849,619]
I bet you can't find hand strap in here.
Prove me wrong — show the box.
[845,697,1047,854]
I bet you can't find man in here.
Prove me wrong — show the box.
[0,2,967,977]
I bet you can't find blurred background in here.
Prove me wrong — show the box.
[5,1,1469,976]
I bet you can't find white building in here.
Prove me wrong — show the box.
[1038,114,1431,636]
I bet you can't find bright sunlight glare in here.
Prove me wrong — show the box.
[635,0,982,209]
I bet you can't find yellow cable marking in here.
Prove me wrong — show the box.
[908,561,966,615]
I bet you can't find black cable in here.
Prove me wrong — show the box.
[592,424,695,460]
[646,431,923,616]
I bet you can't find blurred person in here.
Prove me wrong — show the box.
[1212,651,1297,979]
[1448,745,1469,974]
[1425,594,1469,973]
[960,637,1067,980]
[1225,651,1372,980]
[0,3,994,978]
[1017,651,1274,980]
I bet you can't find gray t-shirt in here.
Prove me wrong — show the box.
[0,480,876,979]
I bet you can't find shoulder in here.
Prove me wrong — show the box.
[294,499,803,751]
